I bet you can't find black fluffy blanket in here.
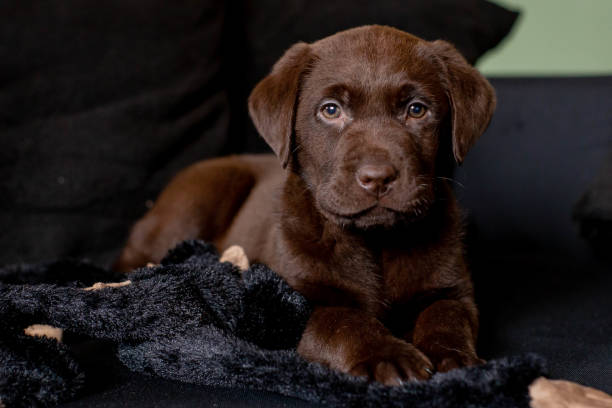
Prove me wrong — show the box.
[0,240,545,407]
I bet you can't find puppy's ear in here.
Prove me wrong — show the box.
[248,43,313,169]
[430,40,496,164]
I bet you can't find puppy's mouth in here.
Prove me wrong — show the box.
[315,181,434,228]
[319,201,427,229]
[318,202,376,219]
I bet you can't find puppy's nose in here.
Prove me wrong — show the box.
[356,164,397,197]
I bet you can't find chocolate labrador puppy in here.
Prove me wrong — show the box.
[115,25,495,386]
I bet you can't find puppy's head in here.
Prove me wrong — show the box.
[249,26,495,229]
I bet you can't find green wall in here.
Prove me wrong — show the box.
[478,0,612,76]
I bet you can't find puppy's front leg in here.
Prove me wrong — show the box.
[297,306,434,385]
[411,298,484,372]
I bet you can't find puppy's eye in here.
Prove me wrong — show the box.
[407,103,427,118]
[321,103,342,119]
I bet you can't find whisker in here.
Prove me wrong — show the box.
[291,142,303,155]
[436,176,465,189]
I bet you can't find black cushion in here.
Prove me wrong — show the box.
[0,0,230,266]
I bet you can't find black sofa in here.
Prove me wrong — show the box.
[2,1,610,406]
[458,76,612,394]
[50,76,612,408]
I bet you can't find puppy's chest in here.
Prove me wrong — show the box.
[379,248,443,305]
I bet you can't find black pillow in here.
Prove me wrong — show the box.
[235,0,519,152]
[0,1,230,266]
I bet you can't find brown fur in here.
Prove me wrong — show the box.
[115,25,495,385]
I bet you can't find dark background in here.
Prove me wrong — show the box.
[1,0,610,405]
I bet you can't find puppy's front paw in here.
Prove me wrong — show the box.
[427,346,485,372]
[349,338,434,385]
